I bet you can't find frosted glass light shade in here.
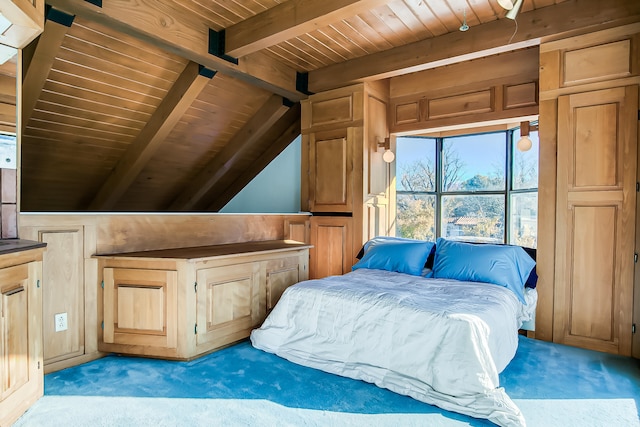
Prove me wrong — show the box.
[516,136,532,152]
[498,0,515,10]
[382,149,395,163]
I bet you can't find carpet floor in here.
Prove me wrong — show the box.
[13,336,640,427]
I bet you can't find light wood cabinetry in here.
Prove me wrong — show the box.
[309,216,353,279]
[95,240,310,360]
[0,243,46,427]
[388,48,539,135]
[302,81,390,278]
[538,23,640,356]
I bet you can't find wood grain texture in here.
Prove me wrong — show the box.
[554,86,637,355]
[89,62,214,210]
[308,0,639,92]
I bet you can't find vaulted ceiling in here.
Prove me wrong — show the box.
[17,0,638,212]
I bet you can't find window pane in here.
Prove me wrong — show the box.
[396,194,436,241]
[396,137,436,192]
[441,195,504,243]
[510,192,538,248]
[442,134,505,192]
[513,129,539,190]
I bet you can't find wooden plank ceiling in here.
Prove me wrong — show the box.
[17,0,637,212]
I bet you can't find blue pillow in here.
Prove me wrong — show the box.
[357,236,437,268]
[431,238,535,303]
[352,240,434,276]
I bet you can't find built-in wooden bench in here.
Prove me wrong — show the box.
[94,240,311,360]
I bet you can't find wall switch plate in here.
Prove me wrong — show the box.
[55,312,67,332]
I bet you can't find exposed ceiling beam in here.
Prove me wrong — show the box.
[45,0,303,101]
[225,0,390,58]
[208,104,301,211]
[170,94,292,211]
[22,7,74,132]
[307,0,640,93]
[89,62,214,211]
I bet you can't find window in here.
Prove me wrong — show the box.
[395,127,538,247]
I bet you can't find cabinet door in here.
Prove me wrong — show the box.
[309,216,354,279]
[196,263,261,347]
[0,264,30,400]
[554,85,638,355]
[308,128,354,213]
[102,268,178,349]
[265,256,303,311]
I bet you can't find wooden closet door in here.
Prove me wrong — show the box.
[308,128,355,213]
[554,85,638,355]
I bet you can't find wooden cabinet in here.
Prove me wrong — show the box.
[0,244,46,427]
[554,86,637,355]
[309,216,353,279]
[302,81,390,278]
[95,240,310,360]
[538,23,640,356]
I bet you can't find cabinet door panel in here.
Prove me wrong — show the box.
[196,263,260,346]
[103,268,177,349]
[310,216,353,279]
[309,129,353,212]
[554,85,638,355]
[0,265,30,400]
[40,229,84,365]
[266,256,301,311]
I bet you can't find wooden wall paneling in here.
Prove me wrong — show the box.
[307,0,640,93]
[635,84,640,359]
[504,82,538,110]
[19,222,101,373]
[553,86,637,355]
[38,228,85,366]
[535,99,558,342]
[0,74,16,133]
[90,214,306,254]
[389,48,540,134]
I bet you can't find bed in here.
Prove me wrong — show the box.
[250,237,537,427]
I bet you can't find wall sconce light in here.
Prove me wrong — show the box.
[498,0,524,20]
[378,137,395,163]
[516,121,538,152]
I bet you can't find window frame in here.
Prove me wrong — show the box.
[395,128,538,246]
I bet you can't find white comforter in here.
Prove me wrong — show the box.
[250,268,528,427]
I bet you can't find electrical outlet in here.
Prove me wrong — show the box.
[54,312,67,332]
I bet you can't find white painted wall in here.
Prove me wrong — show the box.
[220,136,301,213]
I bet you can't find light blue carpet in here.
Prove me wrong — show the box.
[14,336,640,427]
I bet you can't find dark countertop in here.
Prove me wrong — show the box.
[94,239,312,260]
[0,239,47,255]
